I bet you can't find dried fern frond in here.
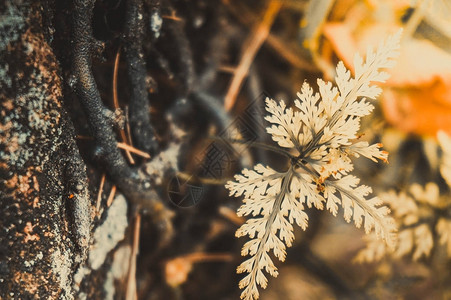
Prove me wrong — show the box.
[226,30,402,300]
[356,133,451,263]
[356,182,451,262]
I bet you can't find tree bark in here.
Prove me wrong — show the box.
[0,1,110,298]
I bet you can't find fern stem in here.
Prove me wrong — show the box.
[210,137,294,158]
[293,159,321,179]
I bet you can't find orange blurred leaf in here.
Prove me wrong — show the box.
[323,20,451,136]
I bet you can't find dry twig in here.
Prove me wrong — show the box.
[224,0,282,111]
[113,48,135,164]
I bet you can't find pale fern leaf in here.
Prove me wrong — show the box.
[284,192,309,230]
[409,182,441,207]
[395,229,414,258]
[437,219,451,257]
[276,211,295,247]
[236,218,267,239]
[324,185,341,216]
[294,82,326,134]
[291,173,325,209]
[226,164,282,202]
[332,175,396,247]
[317,79,341,118]
[264,99,299,149]
[326,117,360,147]
[335,61,353,99]
[354,234,387,263]
[412,224,434,261]
[382,191,419,225]
[342,98,374,117]
[346,142,388,163]
[307,144,328,160]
